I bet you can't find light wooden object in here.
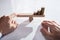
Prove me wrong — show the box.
[17,14,45,22]
[16,7,45,22]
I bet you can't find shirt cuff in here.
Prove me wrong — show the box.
[0,32,2,38]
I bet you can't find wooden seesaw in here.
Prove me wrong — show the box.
[16,7,45,22]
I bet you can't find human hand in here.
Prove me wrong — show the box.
[0,14,18,36]
[40,21,60,40]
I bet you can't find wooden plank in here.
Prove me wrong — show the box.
[17,15,45,17]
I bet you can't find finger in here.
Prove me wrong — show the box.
[45,21,57,33]
[47,21,60,32]
[9,13,16,19]
[49,21,58,33]
[52,21,60,29]
[11,20,18,28]
[45,21,56,28]
[47,21,60,28]
[42,20,57,26]
[41,21,48,30]
[41,20,54,27]
[40,28,52,38]
[41,21,58,33]
[41,20,54,31]
[46,21,60,33]
[11,20,17,25]
[52,21,60,26]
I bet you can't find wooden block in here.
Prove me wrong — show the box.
[40,7,45,15]
[29,16,33,22]
[33,7,45,15]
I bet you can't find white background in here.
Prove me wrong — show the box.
[0,0,60,22]
[0,0,60,40]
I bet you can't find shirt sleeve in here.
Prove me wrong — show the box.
[0,32,2,39]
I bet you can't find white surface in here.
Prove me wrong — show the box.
[0,0,13,17]
[11,0,46,13]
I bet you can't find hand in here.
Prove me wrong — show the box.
[0,14,18,36]
[40,21,60,40]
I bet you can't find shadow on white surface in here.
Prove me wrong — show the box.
[1,20,33,40]
[33,25,45,40]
